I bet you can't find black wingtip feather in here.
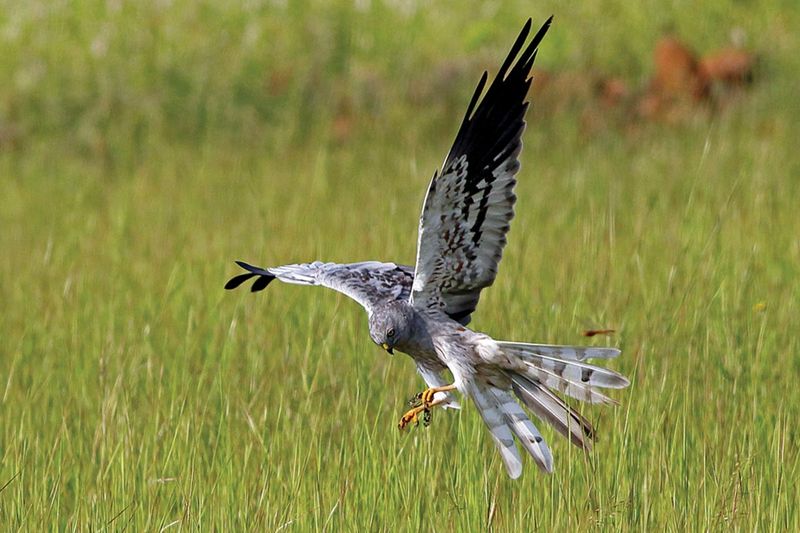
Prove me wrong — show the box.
[250,275,275,292]
[234,260,272,276]
[226,260,276,291]
[444,17,552,169]
[463,71,489,123]
[519,17,552,69]
[497,18,532,79]
[225,273,257,290]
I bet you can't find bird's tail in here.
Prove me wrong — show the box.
[467,341,628,477]
[498,341,629,451]
[466,381,553,478]
[498,341,629,402]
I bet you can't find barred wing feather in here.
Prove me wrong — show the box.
[410,17,552,324]
[225,260,414,314]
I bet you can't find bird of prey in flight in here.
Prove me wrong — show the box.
[226,17,629,478]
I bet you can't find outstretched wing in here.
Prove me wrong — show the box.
[225,260,414,314]
[410,17,552,325]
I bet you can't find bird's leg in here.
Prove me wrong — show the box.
[410,384,458,407]
[398,384,457,430]
[398,396,445,430]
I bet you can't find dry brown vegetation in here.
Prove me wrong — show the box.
[529,34,756,135]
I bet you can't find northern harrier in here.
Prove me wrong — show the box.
[226,17,629,478]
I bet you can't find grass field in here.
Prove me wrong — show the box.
[2,1,799,530]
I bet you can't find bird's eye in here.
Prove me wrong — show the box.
[387,328,395,338]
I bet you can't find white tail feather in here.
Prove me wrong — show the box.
[511,374,594,450]
[488,387,553,473]
[497,341,621,361]
[521,361,616,405]
[468,382,523,479]
[468,381,554,477]
[498,342,629,389]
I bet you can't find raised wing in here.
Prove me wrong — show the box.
[225,260,414,314]
[410,17,552,324]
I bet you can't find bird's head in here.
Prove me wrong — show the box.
[368,303,414,355]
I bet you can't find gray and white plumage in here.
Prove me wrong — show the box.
[226,17,630,479]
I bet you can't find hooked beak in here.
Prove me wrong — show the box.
[382,343,394,355]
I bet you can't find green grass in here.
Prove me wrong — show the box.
[1,1,799,530]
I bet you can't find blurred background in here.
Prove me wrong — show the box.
[1,0,798,530]
[0,0,787,158]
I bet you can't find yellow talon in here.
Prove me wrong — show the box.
[398,405,426,430]
[421,388,436,404]
[398,384,457,430]
[418,384,457,407]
